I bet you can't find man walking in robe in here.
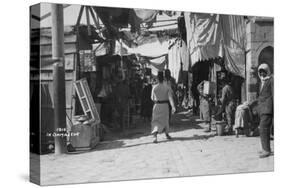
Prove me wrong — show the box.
[151,71,176,143]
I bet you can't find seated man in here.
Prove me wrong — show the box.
[234,101,256,137]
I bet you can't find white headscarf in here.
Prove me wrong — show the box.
[258,63,272,91]
[258,63,271,80]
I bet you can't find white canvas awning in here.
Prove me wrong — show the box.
[185,12,246,78]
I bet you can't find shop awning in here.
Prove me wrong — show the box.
[184,13,223,66]
[184,13,246,78]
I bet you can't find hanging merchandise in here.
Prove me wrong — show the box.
[79,50,97,72]
[168,39,181,82]
[177,15,187,43]
[168,39,189,82]
[179,40,190,71]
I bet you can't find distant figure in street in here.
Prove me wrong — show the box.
[254,63,273,158]
[191,82,200,115]
[164,69,177,92]
[176,85,184,107]
[214,79,235,134]
[164,69,177,122]
[197,80,212,132]
[141,77,153,122]
[115,78,130,130]
[151,71,176,143]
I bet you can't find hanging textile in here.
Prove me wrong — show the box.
[184,13,246,77]
[92,42,110,56]
[221,15,246,78]
[168,39,190,82]
[133,9,158,23]
[184,13,223,66]
[141,55,167,76]
[116,34,170,57]
[177,15,187,43]
[168,39,181,82]
[179,40,190,71]
[114,40,129,55]
[224,47,245,78]
[129,9,158,32]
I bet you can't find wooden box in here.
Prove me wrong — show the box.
[70,122,100,149]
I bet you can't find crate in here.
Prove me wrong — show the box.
[70,122,100,150]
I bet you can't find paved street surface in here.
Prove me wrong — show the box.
[39,110,274,185]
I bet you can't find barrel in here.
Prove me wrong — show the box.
[216,121,226,136]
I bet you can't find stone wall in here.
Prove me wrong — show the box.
[245,18,274,102]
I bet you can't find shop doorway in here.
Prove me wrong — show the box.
[191,61,210,114]
[258,46,274,73]
[256,46,274,94]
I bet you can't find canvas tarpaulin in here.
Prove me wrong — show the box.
[184,13,223,66]
[129,9,158,32]
[221,15,246,78]
[95,7,158,34]
[115,33,170,57]
[116,35,189,80]
[140,55,167,76]
[184,13,246,78]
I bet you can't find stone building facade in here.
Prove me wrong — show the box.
[245,17,274,102]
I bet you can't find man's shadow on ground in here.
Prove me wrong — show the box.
[94,133,216,151]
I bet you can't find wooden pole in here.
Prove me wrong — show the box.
[85,7,92,36]
[88,7,100,29]
[76,6,85,27]
[51,4,67,154]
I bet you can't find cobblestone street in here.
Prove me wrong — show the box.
[39,111,274,186]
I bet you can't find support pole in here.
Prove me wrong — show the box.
[51,4,67,154]
[85,7,92,36]
[89,7,100,29]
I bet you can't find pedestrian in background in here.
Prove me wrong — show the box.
[115,78,130,130]
[141,77,153,122]
[164,69,177,122]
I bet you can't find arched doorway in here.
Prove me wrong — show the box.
[255,46,274,95]
[258,46,274,73]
